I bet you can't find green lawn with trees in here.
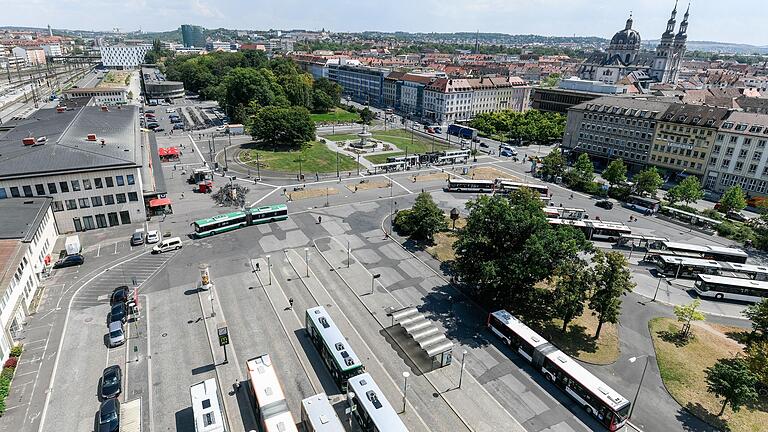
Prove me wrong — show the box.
[470,109,565,144]
[239,141,360,174]
[310,107,360,124]
[322,129,451,164]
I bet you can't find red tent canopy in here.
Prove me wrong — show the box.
[158,147,179,157]
[148,197,172,207]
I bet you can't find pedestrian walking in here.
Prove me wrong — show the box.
[288,298,294,309]
[317,216,322,224]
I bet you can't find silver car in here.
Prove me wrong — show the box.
[108,321,125,347]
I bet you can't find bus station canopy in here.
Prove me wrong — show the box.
[148,197,172,207]
[158,147,179,157]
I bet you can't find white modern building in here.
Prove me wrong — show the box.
[11,46,46,66]
[705,111,768,197]
[0,105,159,233]
[100,44,151,69]
[0,198,58,363]
[40,43,62,58]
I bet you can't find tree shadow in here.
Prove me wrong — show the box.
[540,322,598,356]
[683,402,731,431]
[723,329,752,345]
[658,329,692,348]
[416,282,491,350]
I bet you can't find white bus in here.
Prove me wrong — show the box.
[300,393,345,432]
[649,240,748,264]
[246,354,299,432]
[487,310,630,431]
[694,274,768,303]
[548,219,631,242]
[496,180,549,198]
[543,206,588,220]
[347,373,409,432]
[446,179,496,193]
[190,378,226,432]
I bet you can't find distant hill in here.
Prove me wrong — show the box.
[643,39,768,54]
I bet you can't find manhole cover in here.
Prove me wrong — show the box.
[161,332,168,337]
[84,317,93,323]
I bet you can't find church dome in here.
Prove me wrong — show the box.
[610,15,641,49]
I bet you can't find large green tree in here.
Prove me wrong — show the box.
[602,159,627,188]
[567,153,594,189]
[705,357,759,416]
[589,251,635,338]
[743,298,768,340]
[469,110,565,144]
[552,259,593,332]
[313,78,343,105]
[540,149,566,179]
[633,167,664,197]
[719,185,747,214]
[746,339,768,389]
[359,107,376,125]
[453,190,591,322]
[668,176,704,206]
[250,106,315,148]
[393,192,448,242]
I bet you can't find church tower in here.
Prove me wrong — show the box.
[651,1,679,83]
[669,4,690,83]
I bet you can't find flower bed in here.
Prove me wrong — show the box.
[0,345,22,416]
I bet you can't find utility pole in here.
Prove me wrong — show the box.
[256,152,261,180]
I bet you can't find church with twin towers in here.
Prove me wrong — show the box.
[577,2,690,86]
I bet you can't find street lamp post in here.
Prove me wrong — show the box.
[256,152,261,180]
[266,255,271,285]
[347,240,351,268]
[652,276,666,302]
[304,247,309,278]
[401,371,410,413]
[371,273,381,295]
[458,349,468,388]
[628,356,650,420]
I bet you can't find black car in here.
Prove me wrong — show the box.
[98,398,120,432]
[595,200,614,210]
[110,286,130,306]
[52,254,84,269]
[100,365,122,399]
[130,231,144,246]
[109,303,127,324]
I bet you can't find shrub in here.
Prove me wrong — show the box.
[392,209,415,235]
[2,358,16,369]
[701,208,725,221]
[9,346,21,358]
[608,185,631,201]
[717,220,757,244]
[0,366,12,416]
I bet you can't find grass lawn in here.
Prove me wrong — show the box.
[99,71,131,87]
[322,129,452,163]
[239,141,360,174]
[310,108,360,124]
[323,133,361,142]
[649,317,765,432]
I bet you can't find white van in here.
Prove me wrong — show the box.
[152,237,182,254]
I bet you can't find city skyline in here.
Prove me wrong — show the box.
[4,0,768,46]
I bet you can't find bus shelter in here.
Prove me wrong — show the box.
[389,306,453,370]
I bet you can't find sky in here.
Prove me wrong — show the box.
[2,0,766,46]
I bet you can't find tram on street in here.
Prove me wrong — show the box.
[305,306,365,391]
[487,310,631,431]
[347,373,409,432]
[245,354,298,432]
[190,378,226,432]
[192,204,288,238]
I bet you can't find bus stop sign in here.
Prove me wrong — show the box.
[217,326,229,346]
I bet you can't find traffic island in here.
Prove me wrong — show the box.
[467,166,518,180]
[286,187,340,201]
[649,317,766,432]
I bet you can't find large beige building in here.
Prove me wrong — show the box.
[649,104,731,177]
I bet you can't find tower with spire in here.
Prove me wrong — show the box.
[651,1,688,84]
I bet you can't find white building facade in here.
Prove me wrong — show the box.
[424,78,474,124]
[469,76,531,116]
[100,45,151,69]
[0,199,58,363]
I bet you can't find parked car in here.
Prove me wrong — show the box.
[110,286,130,306]
[152,237,183,254]
[53,254,84,269]
[166,108,176,114]
[154,127,165,132]
[100,365,122,399]
[109,303,127,324]
[479,142,488,148]
[98,398,120,432]
[130,230,144,246]
[108,321,124,347]
[595,200,614,210]
[727,211,749,222]
[173,123,184,130]
[146,230,160,244]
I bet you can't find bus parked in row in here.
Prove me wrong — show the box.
[694,274,768,303]
[246,354,298,432]
[347,373,409,432]
[305,306,365,391]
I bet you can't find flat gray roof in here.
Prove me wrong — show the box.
[0,197,52,240]
[0,105,140,179]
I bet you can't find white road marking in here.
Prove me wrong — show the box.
[385,174,412,194]
[96,244,101,258]
[251,186,280,206]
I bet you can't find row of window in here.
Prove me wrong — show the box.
[716,134,768,148]
[652,144,706,159]
[0,174,135,199]
[713,173,768,194]
[709,157,767,176]
[583,113,655,129]
[580,124,651,141]
[660,123,715,136]
[73,211,131,231]
[713,146,765,161]
[579,144,647,160]
[649,154,704,171]
[578,133,651,151]
[50,192,139,212]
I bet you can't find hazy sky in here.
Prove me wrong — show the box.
[3,0,766,46]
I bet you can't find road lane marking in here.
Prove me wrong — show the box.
[385,174,412,194]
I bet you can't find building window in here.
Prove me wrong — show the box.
[116,176,125,186]
[127,192,138,202]
[735,161,744,171]
[119,211,131,225]
[65,199,77,210]
[0,188,5,199]
[83,179,92,190]
[127,174,135,185]
[71,180,80,191]
[94,178,103,189]
[51,201,64,212]
[91,196,102,207]
[108,212,119,226]
[116,193,126,204]
[96,214,107,228]
[78,198,90,208]
[59,181,69,192]
[35,184,45,195]
[103,195,115,205]
[47,182,57,194]
[105,177,114,187]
